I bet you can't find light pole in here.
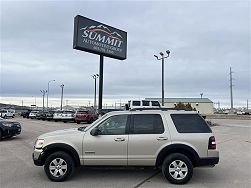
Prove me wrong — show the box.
[47,79,55,109]
[154,50,170,106]
[92,74,99,109]
[40,90,47,112]
[60,84,64,110]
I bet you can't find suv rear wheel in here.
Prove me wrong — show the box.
[44,151,75,182]
[162,153,193,184]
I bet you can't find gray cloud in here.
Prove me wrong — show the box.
[1,0,250,107]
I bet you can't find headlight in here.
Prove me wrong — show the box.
[35,139,44,149]
[2,122,13,127]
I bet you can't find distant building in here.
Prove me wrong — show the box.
[145,98,214,114]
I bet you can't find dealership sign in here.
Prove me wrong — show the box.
[73,15,127,60]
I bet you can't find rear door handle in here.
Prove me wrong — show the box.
[157,137,168,141]
[114,138,125,142]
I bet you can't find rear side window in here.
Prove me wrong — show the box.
[131,114,164,134]
[171,114,212,133]
[142,100,150,106]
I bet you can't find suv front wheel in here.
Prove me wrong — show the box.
[44,151,75,182]
[162,153,193,184]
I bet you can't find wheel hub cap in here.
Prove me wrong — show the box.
[169,160,188,180]
[49,158,67,178]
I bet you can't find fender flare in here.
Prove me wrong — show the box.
[155,144,200,167]
[43,143,80,166]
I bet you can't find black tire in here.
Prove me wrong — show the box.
[76,121,80,124]
[162,153,193,184]
[0,130,2,141]
[44,151,75,182]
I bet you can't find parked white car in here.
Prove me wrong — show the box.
[29,111,39,119]
[127,100,161,109]
[53,110,75,122]
[0,109,15,118]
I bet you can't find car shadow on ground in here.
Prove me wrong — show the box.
[72,166,159,179]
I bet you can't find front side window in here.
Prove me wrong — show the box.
[132,101,140,106]
[131,114,164,134]
[96,115,128,135]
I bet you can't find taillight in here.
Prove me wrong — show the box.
[208,136,216,150]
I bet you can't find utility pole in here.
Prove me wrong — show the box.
[247,99,249,110]
[47,79,55,109]
[60,84,64,110]
[154,50,171,106]
[230,67,234,112]
[92,74,99,109]
[40,90,47,112]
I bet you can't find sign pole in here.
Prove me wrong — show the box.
[98,55,104,111]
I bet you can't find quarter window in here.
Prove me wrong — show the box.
[151,101,160,107]
[171,114,212,133]
[131,114,164,134]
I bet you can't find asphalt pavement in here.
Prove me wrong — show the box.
[0,117,250,188]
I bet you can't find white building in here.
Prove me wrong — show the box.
[145,98,214,115]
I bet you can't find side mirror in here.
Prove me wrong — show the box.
[90,128,101,136]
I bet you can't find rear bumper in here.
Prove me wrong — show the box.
[75,117,88,121]
[197,157,219,166]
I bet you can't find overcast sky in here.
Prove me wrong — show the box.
[0,0,250,107]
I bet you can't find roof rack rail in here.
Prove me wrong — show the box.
[129,107,179,111]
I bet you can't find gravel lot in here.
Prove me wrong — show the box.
[0,117,250,188]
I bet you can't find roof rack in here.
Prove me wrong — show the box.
[129,107,182,111]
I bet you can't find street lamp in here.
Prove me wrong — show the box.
[40,90,47,112]
[60,84,64,110]
[92,74,99,109]
[47,80,55,109]
[154,50,170,106]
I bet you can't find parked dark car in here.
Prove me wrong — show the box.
[0,117,21,140]
[21,110,31,118]
[45,111,55,121]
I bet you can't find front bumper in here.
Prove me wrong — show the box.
[2,126,21,137]
[32,148,44,166]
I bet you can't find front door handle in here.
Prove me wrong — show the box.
[114,138,125,142]
[157,137,168,141]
